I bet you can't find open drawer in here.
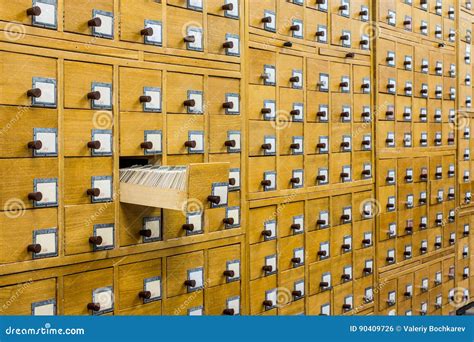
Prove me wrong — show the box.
[120,162,230,211]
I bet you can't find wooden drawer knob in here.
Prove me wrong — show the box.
[340,35,349,41]
[340,142,350,148]
[317,250,327,256]
[403,20,411,25]
[223,270,235,277]
[405,227,413,233]
[292,290,302,297]
[316,0,325,4]
[419,222,427,228]
[283,41,293,47]
[320,281,329,287]
[183,35,196,43]
[28,140,43,150]
[339,81,348,88]
[291,223,301,230]
[183,99,196,107]
[87,188,101,197]
[225,140,236,147]
[346,53,355,58]
[141,27,154,36]
[290,143,300,150]
[222,3,234,10]
[184,140,197,148]
[434,242,442,247]
[386,84,395,89]
[261,180,271,186]
[182,223,194,231]
[27,244,42,253]
[207,195,221,204]
[184,279,196,287]
[290,109,300,116]
[87,141,101,150]
[261,16,272,23]
[420,25,428,30]
[223,308,235,315]
[263,300,273,307]
[289,25,299,31]
[404,292,412,297]
[316,143,326,149]
[386,256,394,262]
[386,56,394,62]
[27,88,42,98]
[339,4,348,10]
[140,95,152,103]
[341,274,351,280]
[291,257,301,263]
[28,192,43,201]
[88,17,102,27]
[27,6,42,16]
[87,91,101,100]
[385,110,394,117]
[290,177,300,184]
[139,229,152,238]
[141,141,153,150]
[362,239,371,244]
[340,111,350,117]
[228,178,236,186]
[360,9,368,15]
[315,31,325,37]
[261,143,272,150]
[342,304,352,310]
[223,41,234,49]
[223,101,234,109]
[316,111,326,117]
[385,176,394,182]
[340,172,349,178]
[289,76,300,84]
[316,219,326,225]
[403,251,411,256]
[262,265,273,272]
[363,267,372,274]
[87,303,101,311]
[261,107,272,114]
[341,244,351,250]
[340,214,350,220]
[138,291,152,299]
[223,217,234,225]
[261,230,272,237]
[89,236,103,246]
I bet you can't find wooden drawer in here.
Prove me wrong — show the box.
[119,0,163,45]
[248,49,277,86]
[330,123,351,153]
[0,158,58,210]
[163,292,203,316]
[307,58,329,91]
[0,278,57,315]
[119,67,162,113]
[205,282,241,315]
[353,220,374,250]
[309,259,332,295]
[64,109,113,157]
[278,267,305,308]
[248,85,276,121]
[64,61,113,110]
[167,7,204,52]
[64,203,115,255]
[279,235,305,272]
[63,268,114,315]
[306,228,330,264]
[307,196,330,232]
[331,253,353,286]
[249,241,277,280]
[277,0,304,39]
[378,239,396,266]
[305,154,329,188]
[330,14,351,49]
[119,204,162,246]
[248,156,277,193]
[207,15,240,56]
[64,0,114,38]
[333,282,354,315]
[308,291,332,315]
[209,77,241,115]
[166,72,204,114]
[248,0,276,31]
[0,106,57,158]
[166,114,205,155]
[249,275,277,315]
[306,123,329,155]
[167,251,204,298]
[306,8,328,42]
[278,155,304,190]
[64,157,113,205]
[248,205,277,244]
[0,0,59,29]
[353,276,374,308]
[207,244,241,287]
[331,193,352,227]
[329,152,352,184]
[207,0,240,18]
[278,54,303,89]
[379,278,398,311]
[209,116,241,154]
[120,112,163,156]
[0,208,58,263]
[277,201,305,238]
[0,52,57,108]
[331,224,352,258]
[118,258,162,313]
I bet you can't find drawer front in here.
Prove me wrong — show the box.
[249,0,276,31]
[64,0,114,37]
[166,251,205,298]
[119,203,162,246]
[278,155,304,191]
[119,67,163,113]
[64,61,113,110]
[209,116,242,154]
[0,278,56,315]
[207,244,241,287]
[0,158,59,210]
[279,235,305,272]
[167,7,204,52]
[64,157,113,205]
[278,201,305,238]
[249,275,277,315]
[118,258,162,312]
[119,0,163,45]
[64,109,113,157]
[0,208,58,263]
[249,241,277,280]
[0,52,57,107]
[0,106,58,158]
[205,282,241,315]
[278,267,305,309]
[63,268,114,315]
[166,114,205,155]
[309,259,332,295]
[308,292,332,315]
[120,112,164,156]
[207,14,240,56]
[167,73,204,114]
[65,203,115,255]
[163,292,204,316]
[249,205,277,244]
[248,49,277,86]
[209,77,241,115]
[248,156,277,193]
